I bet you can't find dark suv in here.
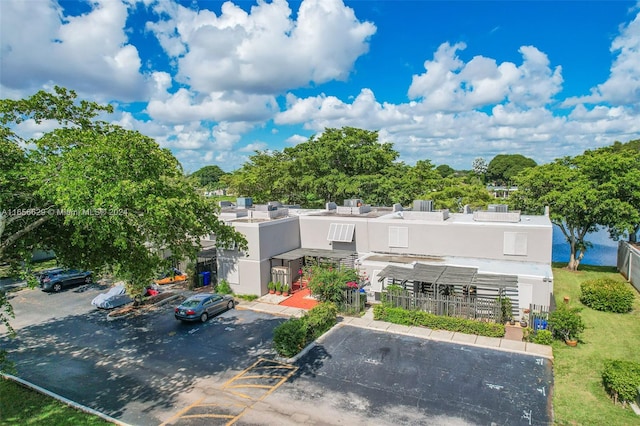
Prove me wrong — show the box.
[40,269,93,292]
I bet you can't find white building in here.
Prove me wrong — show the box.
[214,199,553,315]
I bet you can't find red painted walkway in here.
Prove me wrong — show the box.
[279,287,318,310]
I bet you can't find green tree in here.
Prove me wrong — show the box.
[225,127,403,207]
[0,87,246,292]
[436,164,455,178]
[512,158,599,270]
[486,154,537,186]
[511,145,639,271]
[583,140,640,243]
[425,177,494,212]
[189,165,227,189]
[223,150,293,204]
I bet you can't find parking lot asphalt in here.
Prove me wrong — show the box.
[2,287,554,425]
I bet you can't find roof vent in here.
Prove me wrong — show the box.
[413,200,433,212]
[488,204,509,213]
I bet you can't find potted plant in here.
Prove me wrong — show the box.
[282,283,290,297]
[500,297,513,324]
[275,282,282,295]
[548,305,585,346]
[520,308,530,328]
[268,282,275,294]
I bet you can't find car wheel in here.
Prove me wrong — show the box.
[53,283,62,292]
[84,275,92,284]
[200,312,208,323]
[227,300,235,310]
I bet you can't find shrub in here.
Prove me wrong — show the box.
[273,318,309,358]
[500,297,513,322]
[273,302,338,358]
[580,278,635,313]
[548,305,585,341]
[531,329,553,345]
[307,266,358,304]
[305,302,338,340]
[602,359,640,403]
[372,305,505,337]
[216,279,233,295]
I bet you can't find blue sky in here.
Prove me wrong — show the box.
[2,0,639,173]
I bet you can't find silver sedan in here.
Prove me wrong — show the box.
[174,293,235,322]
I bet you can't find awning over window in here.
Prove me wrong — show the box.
[327,223,355,242]
[272,248,356,261]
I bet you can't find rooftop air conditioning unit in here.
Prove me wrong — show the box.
[488,204,509,212]
[237,197,253,208]
[344,199,363,207]
[413,200,433,212]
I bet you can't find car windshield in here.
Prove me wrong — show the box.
[181,299,202,308]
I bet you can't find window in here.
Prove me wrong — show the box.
[504,232,527,255]
[327,223,355,242]
[389,226,409,248]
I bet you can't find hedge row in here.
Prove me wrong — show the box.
[273,302,338,358]
[580,278,635,313]
[602,359,640,403]
[373,304,505,338]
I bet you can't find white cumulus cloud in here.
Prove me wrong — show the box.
[146,0,376,94]
[0,0,150,101]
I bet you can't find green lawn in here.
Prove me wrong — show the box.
[0,378,111,425]
[551,264,640,425]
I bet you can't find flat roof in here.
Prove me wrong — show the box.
[272,248,357,261]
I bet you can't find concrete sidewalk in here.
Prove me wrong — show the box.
[236,300,554,360]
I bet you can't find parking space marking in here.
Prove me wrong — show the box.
[160,397,205,426]
[221,357,298,401]
[161,358,298,426]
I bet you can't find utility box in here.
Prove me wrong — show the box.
[237,197,253,208]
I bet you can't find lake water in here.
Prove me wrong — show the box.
[552,224,619,267]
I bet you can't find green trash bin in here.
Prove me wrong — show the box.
[198,273,204,287]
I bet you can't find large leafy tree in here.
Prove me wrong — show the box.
[425,178,494,212]
[487,154,537,186]
[512,158,600,270]
[512,142,640,270]
[285,127,399,205]
[578,142,640,243]
[189,165,228,189]
[0,87,246,291]
[226,127,410,207]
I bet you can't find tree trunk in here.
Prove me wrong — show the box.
[566,238,585,271]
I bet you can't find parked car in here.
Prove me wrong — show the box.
[174,293,234,322]
[35,267,65,284]
[40,269,92,292]
[91,284,133,309]
[155,268,188,285]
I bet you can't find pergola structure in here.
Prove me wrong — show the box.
[377,263,519,321]
[270,248,357,289]
[378,263,518,298]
